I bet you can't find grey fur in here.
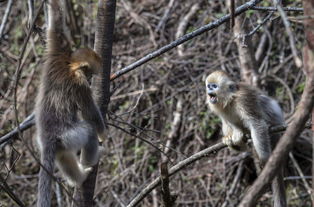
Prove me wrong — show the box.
[205,71,286,207]
[36,1,105,206]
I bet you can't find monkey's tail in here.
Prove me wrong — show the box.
[270,125,286,207]
[272,169,287,207]
[37,142,56,207]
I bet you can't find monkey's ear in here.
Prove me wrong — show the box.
[228,83,238,92]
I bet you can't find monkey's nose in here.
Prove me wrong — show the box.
[207,83,218,90]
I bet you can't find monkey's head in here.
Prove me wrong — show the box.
[69,48,102,83]
[205,71,238,106]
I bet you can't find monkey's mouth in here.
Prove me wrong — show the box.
[208,93,218,104]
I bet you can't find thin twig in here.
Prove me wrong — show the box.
[126,123,302,207]
[289,152,313,202]
[155,0,175,32]
[244,12,274,37]
[110,0,263,81]
[175,2,200,56]
[107,122,169,158]
[0,0,13,40]
[126,142,226,207]
[251,6,303,12]
[272,0,302,67]
[0,173,25,207]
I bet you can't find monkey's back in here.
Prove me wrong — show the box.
[35,52,82,139]
[234,84,284,126]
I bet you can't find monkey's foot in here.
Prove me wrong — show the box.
[75,165,93,186]
[84,166,93,173]
[222,135,233,146]
[67,166,93,187]
[222,136,246,151]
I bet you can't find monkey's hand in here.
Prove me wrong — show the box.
[70,164,94,186]
[222,133,247,151]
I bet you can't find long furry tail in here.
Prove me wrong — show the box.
[270,124,286,207]
[37,142,56,207]
[272,168,287,207]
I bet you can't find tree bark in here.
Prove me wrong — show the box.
[302,0,314,205]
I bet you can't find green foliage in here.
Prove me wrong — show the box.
[245,10,254,18]
[147,156,158,172]
[199,110,220,139]
[296,82,305,93]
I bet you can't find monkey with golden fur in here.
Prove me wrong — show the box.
[36,0,106,206]
[205,70,286,207]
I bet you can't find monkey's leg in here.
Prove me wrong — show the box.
[55,150,92,186]
[60,121,93,151]
[57,122,96,186]
[80,127,103,167]
[222,122,246,151]
[221,121,235,146]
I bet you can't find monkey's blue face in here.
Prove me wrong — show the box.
[205,70,237,106]
[207,83,219,104]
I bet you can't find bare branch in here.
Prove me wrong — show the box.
[126,124,301,207]
[0,173,25,207]
[251,6,303,12]
[126,142,226,207]
[289,152,313,201]
[110,0,263,80]
[272,0,302,67]
[0,0,13,40]
[175,3,200,56]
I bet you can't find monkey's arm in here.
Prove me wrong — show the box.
[78,87,106,141]
[221,119,232,136]
[47,0,70,54]
[221,119,245,149]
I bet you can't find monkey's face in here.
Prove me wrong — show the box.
[205,71,237,106]
[71,48,102,75]
[206,82,219,104]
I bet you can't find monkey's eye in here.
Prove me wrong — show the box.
[207,83,218,89]
[229,84,238,92]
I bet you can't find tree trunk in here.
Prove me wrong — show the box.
[72,1,116,206]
